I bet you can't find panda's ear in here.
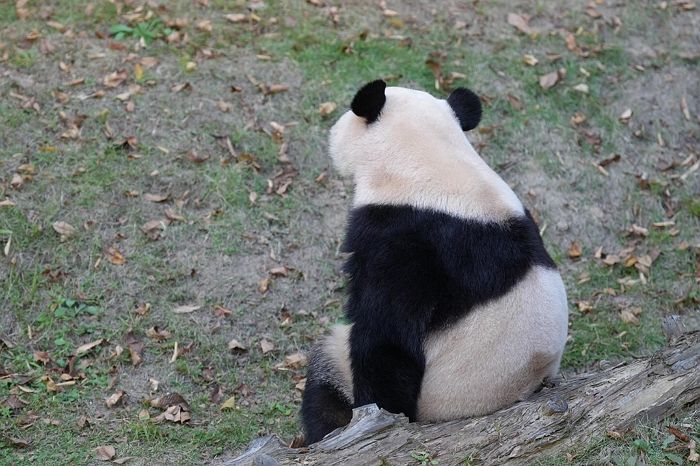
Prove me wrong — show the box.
[351,80,386,124]
[447,88,482,131]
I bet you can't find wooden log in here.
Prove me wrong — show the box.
[224,331,699,465]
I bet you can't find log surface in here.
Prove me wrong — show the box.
[224,331,699,466]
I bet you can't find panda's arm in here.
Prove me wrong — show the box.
[344,233,441,420]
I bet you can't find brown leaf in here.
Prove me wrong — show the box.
[318,101,337,117]
[567,241,582,259]
[197,19,213,32]
[146,326,171,341]
[258,277,271,293]
[125,331,143,365]
[105,390,124,408]
[103,70,127,88]
[170,82,192,93]
[172,304,201,314]
[34,351,51,364]
[134,303,150,316]
[507,13,535,35]
[284,352,307,369]
[668,426,690,442]
[260,339,275,354]
[269,266,288,277]
[95,445,116,461]
[105,247,125,265]
[228,339,247,352]
[144,193,169,203]
[186,149,210,163]
[141,219,164,240]
[224,13,247,23]
[75,338,105,356]
[11,173,24,189]
[149,392,190,411]
[619,308,641,325]
[262,84,289,95]
[216,100,231,112]
[9,437,30,448]
[522,54,538,66]
[214,305,232,317]
[52,221,77,239]
[539,70,560,90]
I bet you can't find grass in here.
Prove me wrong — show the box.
[1,0,698,464]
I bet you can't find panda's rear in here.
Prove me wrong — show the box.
[300,80,569,445]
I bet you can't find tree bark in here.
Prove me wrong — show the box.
[224,331,699,466]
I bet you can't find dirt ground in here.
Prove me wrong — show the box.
[1,1,698,465]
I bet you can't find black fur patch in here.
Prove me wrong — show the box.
[341,205,555,418]
[351,80,387,124]
[447,88,482,131]
[301,377,352,445]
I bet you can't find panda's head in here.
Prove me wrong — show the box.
[329,80,482,177]
[328,80,522,220]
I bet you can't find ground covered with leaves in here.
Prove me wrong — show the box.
[1,0,699,464]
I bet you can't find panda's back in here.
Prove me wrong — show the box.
[342,204,557,333]
[417,264,568,421]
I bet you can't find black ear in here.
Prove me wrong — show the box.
[447,88,482,131]
[351,80,386,124]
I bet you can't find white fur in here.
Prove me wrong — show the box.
[417,266,568,421]
[329,87,524,222]
[320,266,568,421]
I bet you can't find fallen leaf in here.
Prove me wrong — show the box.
[103,70,127,88]
[260,339,275,354]
[570,112,587,125]
[9,437,30,448]
[125,331,143,365]
[262,83,289,95]
[105,247,125,265]
[172,304,201,314]
[197,19,213,32]
[228,339,247,352]
[680,96,691,121]
[619,108,632,123]
[141,219,164,240]
[75,338,105,356]
[217,100,231,112]
[284,352,307,369]
[186,149,210,163]
[146,326,171,341]
[620,308,641,325]
[688,439,698,462]
[95,445,116,461]
[214,305,232,317]
[52,221,77,239]
[11,173,24,189]
[572,83,589,94]
[34,351,51,364]
[523,54,538,66]
[134,303,150,316]
[318,101,337,117]
[149,392,190,410]
[225,13,247,23]
[220,396,236,411]
[105,390,124,408]
[567,241,582,259]
[144,193,169,203]
[539,70,560,90]
[668,426,690,442]
[507,13,535,35]
[258,277,271,293]
[171,82,192,93]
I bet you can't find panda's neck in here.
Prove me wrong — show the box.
[352,148,524,223]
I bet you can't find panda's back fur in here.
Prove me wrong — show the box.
[300,81,569,445]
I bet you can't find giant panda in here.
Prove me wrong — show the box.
[301,80,569,445]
